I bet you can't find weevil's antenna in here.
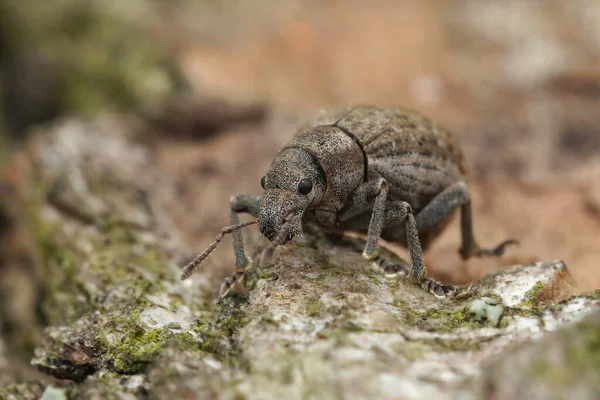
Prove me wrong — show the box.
[181,220,258,280]
[259,209,294,266]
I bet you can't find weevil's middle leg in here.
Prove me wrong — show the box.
[402,203,458,297]
[218,194,262,302]
[378,199,458,297]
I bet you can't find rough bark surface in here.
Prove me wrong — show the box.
[0,118,599,400]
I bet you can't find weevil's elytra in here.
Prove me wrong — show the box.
[181,105,518,301]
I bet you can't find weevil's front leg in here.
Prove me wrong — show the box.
[337,177,388,257]
[413,181,517,260]
[218,194,262,302]
[337,177,383,223]
[336,179,412,287]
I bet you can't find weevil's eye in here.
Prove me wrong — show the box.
[297,178,312,195]
[261,176,266,189]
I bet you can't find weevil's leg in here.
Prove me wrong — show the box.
[395,201,458,297]
[338,178,455,297]
[458,200,518,260]
[338,175,393,223]
[336,178,409,277]
[413,181,470,231]
[340,176,454,296]
[337,177,388,257]
[412,181,517,259]
[373,254,410,278]
[366,195,457,297]
[218,194,262,302]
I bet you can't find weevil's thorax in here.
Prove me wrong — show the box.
[283,126,365,211]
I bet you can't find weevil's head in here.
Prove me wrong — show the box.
[258,148,326,243]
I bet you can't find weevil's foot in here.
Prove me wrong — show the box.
[420,278,458,298]
[382,264,410,277]
[217,271,243,304]
[216,284,231,305]
[460,239,519,259]
[476,239,519,257]
[373,255,410,277]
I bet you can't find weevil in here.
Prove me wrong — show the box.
[181,105,517,301]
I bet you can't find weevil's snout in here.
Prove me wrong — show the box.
[259,217,298,244]
[258,216,280,241]
[258,190,304,243]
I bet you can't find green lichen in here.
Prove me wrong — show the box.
[258,270,275,280]
[525,312,600,388]
[245,267,276,292]
[316,318,366,341]
[391,342,424,361]
[364,268,385,285]
[94,309,212,374]
[2,1,180,115]
[27,182,174,327]
[423,306,483,331]
[504,281,548,328]
[522,281,544,307]
[191,315,221,355]
[445,308,476,328]
[220,313,249,337]
[341,321,364,332]
[392,298,425,326]
[567,317,600,369]
[305,296,324,317]
[393,293,501,332]
[260,314,281,328]
[25,190,94,325]
[589,289,600,300]
[571,288,600,302]
[186,296,249,360]
[95,310,157,373]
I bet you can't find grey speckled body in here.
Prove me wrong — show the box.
[183,105,517,300]
[308,106,466,249]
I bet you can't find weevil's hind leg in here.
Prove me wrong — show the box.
[412,181,518,261]
[459,200,518,260]
[218,194,262,303]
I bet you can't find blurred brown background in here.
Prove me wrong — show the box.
[1,0,600,371]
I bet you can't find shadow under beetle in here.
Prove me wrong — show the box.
[181,105,517,302]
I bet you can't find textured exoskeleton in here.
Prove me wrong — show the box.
[184,105,517,301]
